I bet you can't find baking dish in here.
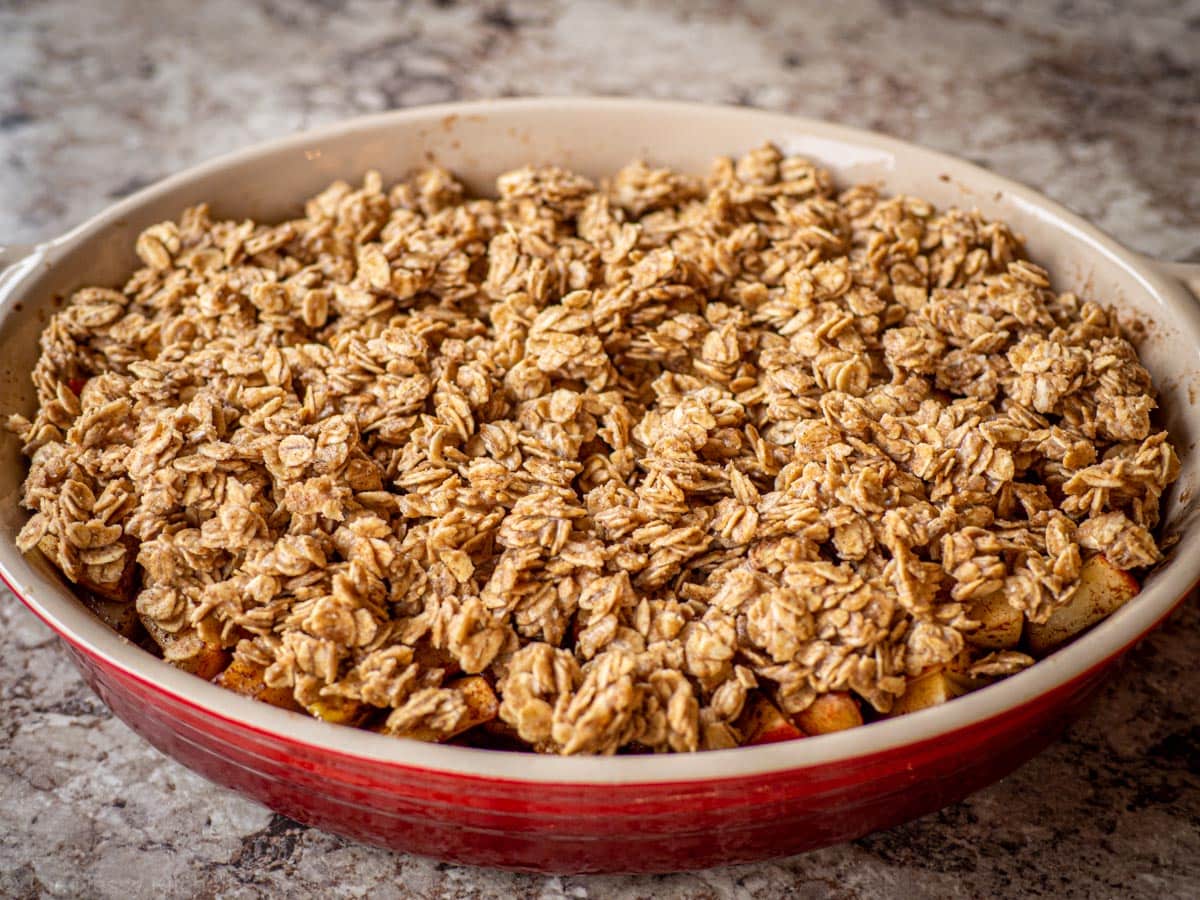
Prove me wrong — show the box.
[2,97,1199,873]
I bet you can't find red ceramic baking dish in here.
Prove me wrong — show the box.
[2,98,1199,874]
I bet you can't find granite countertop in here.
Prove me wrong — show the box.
[2,1,1198,897]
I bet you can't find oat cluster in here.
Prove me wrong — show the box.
[12,146,1179,753]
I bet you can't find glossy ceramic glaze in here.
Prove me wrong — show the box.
[2,99,1199,873]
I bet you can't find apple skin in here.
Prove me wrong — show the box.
[1026,555,1140,656]
[739,696,805,745]
[794,692,864,735]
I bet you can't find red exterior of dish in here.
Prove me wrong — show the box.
[57,637,1115,873]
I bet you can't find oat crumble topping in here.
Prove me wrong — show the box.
[10,146,1179,753]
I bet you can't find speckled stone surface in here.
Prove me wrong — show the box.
[2,1,1199,897]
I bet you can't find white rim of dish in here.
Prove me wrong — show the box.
[3,97,1199,786]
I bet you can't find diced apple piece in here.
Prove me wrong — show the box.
[305,695,370,726]
[141,619,230,680]
[438,675,500,741]
[214,658,303,712]
[373,677,501,743]
[214,657,268,695]
[186,646,231,681]
[966,592,1024,649]
[794,691,864,735]
[737,695,804,745]
[887,668,970,717]
[77,538,138,604]
[1027,555,1140,656]
[388,676,501,743]
[453,675,500,727]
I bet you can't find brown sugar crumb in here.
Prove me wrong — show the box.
[10,145,1179,754]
